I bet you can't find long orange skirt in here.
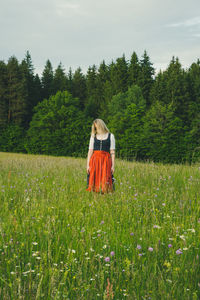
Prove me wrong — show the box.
[86,150,113,193]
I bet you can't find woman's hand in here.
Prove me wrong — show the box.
[111,166,114,174]
[87,166,90,174]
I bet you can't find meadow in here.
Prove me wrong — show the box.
[0,152,199,300]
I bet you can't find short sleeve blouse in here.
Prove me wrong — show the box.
[89,133,115,150]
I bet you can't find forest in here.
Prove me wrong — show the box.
[0,50,199,164]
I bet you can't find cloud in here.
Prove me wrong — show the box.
[0,0,200,75]
[167,16,200,28]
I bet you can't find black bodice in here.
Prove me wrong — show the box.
[94,133,111,152]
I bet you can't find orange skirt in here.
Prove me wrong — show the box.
[86,150,113,193]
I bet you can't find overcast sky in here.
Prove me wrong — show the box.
[1,0,200,75]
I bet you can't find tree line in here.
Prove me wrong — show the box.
[0,50,199,164]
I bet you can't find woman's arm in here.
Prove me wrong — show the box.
[87,149,94,174]
[110,149,115,174]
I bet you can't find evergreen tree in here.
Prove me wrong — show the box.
[41,59,54,100]
[53,62,68,93]
[86,65,97,97]
[108,85,146,158]
[138,50,155,106]
[72,67,86,109]
[149,70,166,104]
[7,56,28,126]
[109,54,128,95]
[85,65,99,118]
[96,60,110,121]
[33,74,42,107]
[128,51,141,86]
[0,61,8,129]
[188,60,200,118]
[20,51,36,127]
[66,67,73,94]
[164,57,191,124]
[141,101,186,163]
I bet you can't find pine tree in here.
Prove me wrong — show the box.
[128,51,141,86]
[85,65,99,118]
[0,61,8,129]
[109,54,128,95]
[72,67,86,109]
[164,57,191,124]
[96,60,110,120]
[20,51,36,127]
[7,56,28,126]
[138,50,155,106]
[41,59,54,100]
[86,65,97,98]
[53,63,68,93]
[33,74,42,107]
[150,70,167,104]
[66,67,73,94]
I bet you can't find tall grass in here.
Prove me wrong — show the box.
[0,152,200,299]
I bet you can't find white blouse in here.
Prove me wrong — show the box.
[89,133,115,150]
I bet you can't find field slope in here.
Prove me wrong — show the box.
[0,152,200,299]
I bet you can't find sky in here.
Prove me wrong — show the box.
[1,0,200,75]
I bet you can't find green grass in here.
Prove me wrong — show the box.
[0,152,200,300]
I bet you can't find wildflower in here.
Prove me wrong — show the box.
[136,245,142,250]
[176,249,183,255]
[153,225,161,229]
[130,232,134,236]
[148,247,153,252]
[103,245,107,249]
[100,220,104,225]
[104,257,110,262]
[72,249,76,254]
[32,242,38,245]
[168,244,172,248]
[162,203,166,206]
[110,251,115,256]
[163,261,171,268]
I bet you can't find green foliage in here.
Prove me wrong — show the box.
[53,63,68,93]
[0,51,200,164]
[41,59,54,100]
[138,50,155,106]
[72,67,86,109]
[0,60,8,128]
[141,101,186,163]
[108,85,146,159]
[25,91,91,157]
[0,124,26,152]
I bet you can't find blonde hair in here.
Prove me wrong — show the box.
[91,119,110,136]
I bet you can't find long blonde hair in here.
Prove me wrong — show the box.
[91,119,110,136]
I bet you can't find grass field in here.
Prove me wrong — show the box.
[0,152,200,299]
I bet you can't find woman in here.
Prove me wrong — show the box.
[86,119,115,193]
